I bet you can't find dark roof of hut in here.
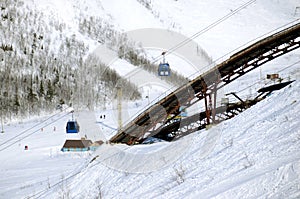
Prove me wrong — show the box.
[62,139,92,148]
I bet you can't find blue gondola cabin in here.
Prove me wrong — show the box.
[158,63,171,76]
[66,121,80,133]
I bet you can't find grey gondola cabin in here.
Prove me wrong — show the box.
[158,63,171,76]
[158,51,171,76]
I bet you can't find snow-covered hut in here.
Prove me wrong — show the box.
[61,139,92,152]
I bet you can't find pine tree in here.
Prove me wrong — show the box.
[45,80,54,102]
[13,91,20,115]
[38,80,44,97]
[27,76,37,104]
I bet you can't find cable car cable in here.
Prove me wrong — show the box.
[150,0,257,64]
[0,108,72,151]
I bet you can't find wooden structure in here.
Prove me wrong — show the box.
[61,139,92,152]
[152,81,294,141]
[266,73,279,80]
[110,23,300,145]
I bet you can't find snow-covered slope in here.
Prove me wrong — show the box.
[39,77,300,199]
[1,79,299,198]
[28,0,300,64]
[1,0,300,198]
[144,0,300,59]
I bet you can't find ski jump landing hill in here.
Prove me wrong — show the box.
[110,22,300,145]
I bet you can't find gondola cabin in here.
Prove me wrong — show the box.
[158,63,171,76]
[66,120,80,133]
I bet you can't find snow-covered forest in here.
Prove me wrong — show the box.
[0,0,193,122]
[0,0,142,120]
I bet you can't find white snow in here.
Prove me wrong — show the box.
[1,0,300,198]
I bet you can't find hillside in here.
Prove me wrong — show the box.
[46,78,300,199]
[0,0,144,121]
[0,0,300,198]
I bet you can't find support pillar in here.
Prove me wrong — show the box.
[203,80,219,127]
[117,86,122,134]
[202,81,211,125]
[211,82,218,124]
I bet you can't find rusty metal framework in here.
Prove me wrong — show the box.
[110,23,300,145]
[152,80,294,141]
[154,97,262,142]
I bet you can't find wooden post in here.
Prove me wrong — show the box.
[203,84,210,125]
[212,82,218,124]
[117,86,122,134]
